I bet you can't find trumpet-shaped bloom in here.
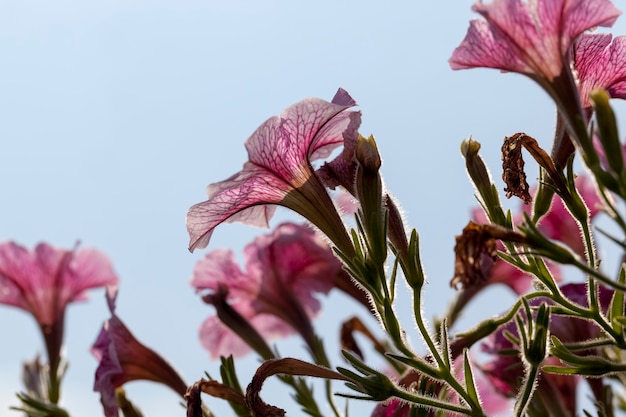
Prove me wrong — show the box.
[575,33,626,107]
[192,222,342,359]
[92,291,187,417]
[0,241,118,329]
[449,0,621,81]
[187,89,361,253]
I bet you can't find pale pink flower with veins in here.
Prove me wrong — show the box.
[186,89,361,255]
[191,222,342,359]
[449,0,621,81]
[574,33,626,107]
[449,0,622,168]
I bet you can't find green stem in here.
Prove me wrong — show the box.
[514,364,540,417]
[391,386,477,416]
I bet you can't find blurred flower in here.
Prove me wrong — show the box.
[191,222,343,359]
[186,89,361,256]
[575,33,626,108]
[449,0,620,81]
[370,362,511,417]
[480,283,611,415]
[0,241,118,385]
[92,290,187,417]
[523,175,601,257]
[0,241,118,330]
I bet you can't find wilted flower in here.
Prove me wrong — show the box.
[191,222,343,359]
[92,290,187,417]
[0,241,118,386]
[187,89,361,256]
[462,174,600,294]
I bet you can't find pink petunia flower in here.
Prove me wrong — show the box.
[449,0,621,81]
[574,33,626,108]
[0,241,118,329]
[450,0,622,167]
[0,241,118,379]
[191,222,342,359]
[187,89,361,256]
[92,291,187,417]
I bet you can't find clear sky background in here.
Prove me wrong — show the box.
[1,1,626,416]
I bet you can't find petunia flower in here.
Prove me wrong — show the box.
[191,222,342,359]
[0,241,118,399]
[450,0,622,167]
[92,290,187,417]
[574,33,626,108]
[187,89,361,256]
[449,0,620,81]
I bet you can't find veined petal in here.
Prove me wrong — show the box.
[187,89,358,251]
[576,33,626,107]
[450,0,621,80]
[187,165,285,251]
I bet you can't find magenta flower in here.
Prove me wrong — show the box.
[191,222,342,359]
[449,0,621,81]
[0,241,118,395]
[92,291,187,417]
[574,33,626,107]
[187,89,361,255]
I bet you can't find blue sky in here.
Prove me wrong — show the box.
[1,1,626,416]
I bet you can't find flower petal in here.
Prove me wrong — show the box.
[0,242,118,327]
[575,33,626,107]
[450,0,621,80]
[187,90,358,251]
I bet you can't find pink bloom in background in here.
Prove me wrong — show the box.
[480,283,611,414]
[525,175,602,257]
[470,175,600,294]
[92,291,187,417]
[187,89,361,255]
[0,241,118,329]
[449,0,621,81]
[575,33,626,107]
[192,222,342,359]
